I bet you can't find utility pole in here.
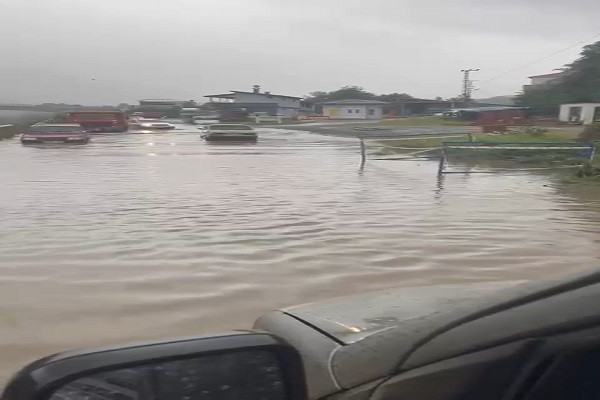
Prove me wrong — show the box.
[460,68,479,103]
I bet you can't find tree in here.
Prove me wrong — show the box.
[304,86,414,104]
[378,93,414,102]
[516,40,600,108]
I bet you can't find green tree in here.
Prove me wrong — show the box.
[516,41,600,108]
[378,92,414,102]
[305,86,414,104]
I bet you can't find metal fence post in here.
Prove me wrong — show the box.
[437,148,446,176]
[359,138,366,170]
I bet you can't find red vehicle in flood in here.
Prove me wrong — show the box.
[66,111,128,133]
[20,124,90,144]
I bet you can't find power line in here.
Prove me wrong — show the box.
[480,32,600,85]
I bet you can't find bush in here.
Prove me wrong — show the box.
[576,161,600,178]
[523,127,548,137]
[578,123,600,142]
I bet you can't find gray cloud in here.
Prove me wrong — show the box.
[2,0,598,104]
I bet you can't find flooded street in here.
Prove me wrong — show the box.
[1,124,600,382]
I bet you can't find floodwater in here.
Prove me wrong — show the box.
[1,124,600,382]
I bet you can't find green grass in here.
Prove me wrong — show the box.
[374,128,583,153]
[246,119,314,126]
[364,116,469,127]
[0,125,20,140]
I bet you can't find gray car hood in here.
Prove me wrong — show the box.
[282,281,518,344]
[255,273,600,398]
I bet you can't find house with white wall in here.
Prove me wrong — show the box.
[204,85,307,118]
[559,103,600,125]
[322,99,386,120]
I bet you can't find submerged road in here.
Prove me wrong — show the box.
[0,123,600,382]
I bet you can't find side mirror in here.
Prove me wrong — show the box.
[2,333,307,400]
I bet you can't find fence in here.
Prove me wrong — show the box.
[358,135,596,176]
[438,142,596,175]
[359,132,474,166]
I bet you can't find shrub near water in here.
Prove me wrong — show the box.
[578,123,600,142]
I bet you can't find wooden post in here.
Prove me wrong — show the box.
[359,138,366,170]
[437,148,446,176]
[468,132,474,142]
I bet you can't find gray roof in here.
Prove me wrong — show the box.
[204,91,302,100]
[322,99,387,105]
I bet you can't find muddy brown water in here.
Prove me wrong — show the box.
[1,124,600,383]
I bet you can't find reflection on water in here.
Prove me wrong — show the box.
[1,125,600,383]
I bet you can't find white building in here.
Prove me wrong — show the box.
[559,103,600,125]
[205,86,307,118]
[322,99,387,120]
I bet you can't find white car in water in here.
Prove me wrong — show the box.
[200,124,257,142]
[129,118,175,131]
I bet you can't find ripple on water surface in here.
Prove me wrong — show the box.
[0,127,600,382]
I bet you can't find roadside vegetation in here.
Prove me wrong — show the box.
[0,125,21,140]
[516,41,600,110]
[372,126,600,182]
[363,116,467,127]
[373,126,582,154]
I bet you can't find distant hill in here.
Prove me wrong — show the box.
[475,96,515,106]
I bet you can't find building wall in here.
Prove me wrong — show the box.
[233,93,301,117]
[559,103,600,124]
[323,105,382,119]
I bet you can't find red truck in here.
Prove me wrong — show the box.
[66,111,128,133]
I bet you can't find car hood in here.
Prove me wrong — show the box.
[255,274,600,398]
[281,281,518,345]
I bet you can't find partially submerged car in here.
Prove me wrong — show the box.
[20,124,90,144]
[201,124,257,142]
[5,271,600,400]
[129,118,175,131]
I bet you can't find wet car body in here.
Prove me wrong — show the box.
[201,124,257,142]
[129,118,175,131]
[20,124,90,144]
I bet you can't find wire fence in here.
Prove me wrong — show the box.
[359,135,596,176]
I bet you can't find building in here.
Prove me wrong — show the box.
[204,85,307,118]
[322,99,387,120]
[523,72,564,92]
[135,99,198,118]
[559,103,600,125]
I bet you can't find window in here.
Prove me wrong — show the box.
[347,109,352,113]
[368,109,375,115]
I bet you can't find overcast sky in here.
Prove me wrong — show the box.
[2,0,599,105]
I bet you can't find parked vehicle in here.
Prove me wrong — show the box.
[128,118,175,131]
[66,111,128,133]
[201,124,257,142]
[5,271,600,400]
[20,124,90,144]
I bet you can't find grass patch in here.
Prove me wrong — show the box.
[374,128,583,153]
[367,116,469,127]
[246,119,313,126]
[0,125,21,140]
